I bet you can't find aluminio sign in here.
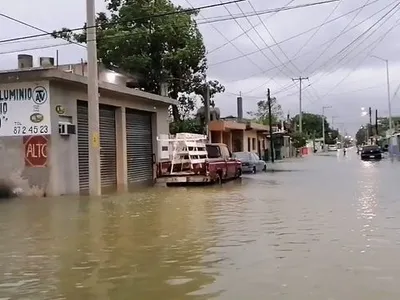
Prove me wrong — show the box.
[0,82,51,136]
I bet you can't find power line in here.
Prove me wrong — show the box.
[201,0,340,25]
[0,0,245,45]
[0,13,85,48]
[303,0,373,74]
[309,0,400,78]
[207,0,336,54]
[219,0,390,91]
[209,0,380,67]
[304,16,400,109]
[303,0,400,98]
[0,42,72,55]
[293,0,343,63]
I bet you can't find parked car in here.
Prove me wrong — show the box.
[328,144,338,151]
[233,152,266,173]
[360,145,382,160]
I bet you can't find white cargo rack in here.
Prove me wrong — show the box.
[157,133,209,174]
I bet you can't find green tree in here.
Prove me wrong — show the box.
[247,98,283,125]
[355,127,367,145]
[52,0,224,121]
[169,118,203,134]
[291,113,330,138]
[291,132,307,148]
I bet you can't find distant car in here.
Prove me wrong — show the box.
[360,145,382,160]
[233,152,266,173]
[328,145,338,151]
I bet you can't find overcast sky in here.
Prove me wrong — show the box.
[1,0,400,135]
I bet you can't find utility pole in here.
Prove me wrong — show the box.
[371,56,392,133]
[292,77,309,133]
[267,88,274,163]
[331,116,338,127]
[322,106,331,152]
[87,0,101,196]
[204,83,211,142]
[375,109,379,137]
[368,106,372,144]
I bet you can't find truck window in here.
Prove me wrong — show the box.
[206,145,221,158]
[220,145,231,158]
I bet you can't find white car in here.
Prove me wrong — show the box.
[328,145,338,151]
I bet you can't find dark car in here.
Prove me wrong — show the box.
[360,145,382,160]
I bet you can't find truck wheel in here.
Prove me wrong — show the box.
[216,171,223,184]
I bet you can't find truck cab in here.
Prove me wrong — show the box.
[206,143,241,180]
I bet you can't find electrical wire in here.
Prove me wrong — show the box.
[224,1,291,89]
[209,0,380,67]
[0,0,245,45]
[0,13,86,48]
[199,0,339,25]
[219,0,391,89]
[207,0,335,54]
[293,0,343,61]
[303,0,400,96]
[309,0,400,77]
[303,0,372,74]
[304,16,400,109]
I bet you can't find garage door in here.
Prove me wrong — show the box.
[77,101,117,192]
[126,109,153,183]
[77,101,89,192]
[99,105,117,188]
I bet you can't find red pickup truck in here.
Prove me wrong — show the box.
[156,143,242,185]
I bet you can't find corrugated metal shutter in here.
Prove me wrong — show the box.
[77,101,117,192]
[126,109,153,183]
[77,101,89,193]
[99,105,117,188]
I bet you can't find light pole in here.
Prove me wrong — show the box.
[322,106,332,151]
[371,55,392,133]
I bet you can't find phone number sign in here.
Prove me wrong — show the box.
[0,81,51,136]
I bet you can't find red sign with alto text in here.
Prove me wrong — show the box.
[23,135,48,167]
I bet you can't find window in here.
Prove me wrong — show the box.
[247,137,251,152]
[206,145,221,158]
[220,146,231,158]
[252,153,260,161]
[252,138,256,150]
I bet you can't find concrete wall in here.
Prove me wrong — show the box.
[243,130,258,153]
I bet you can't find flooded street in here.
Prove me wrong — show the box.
[2,150,400,299]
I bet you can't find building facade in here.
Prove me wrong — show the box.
[0,67,176,196]
[208,119,269,157]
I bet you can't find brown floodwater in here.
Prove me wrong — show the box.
[1,150,400,299]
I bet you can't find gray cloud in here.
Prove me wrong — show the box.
[1,0,400,134]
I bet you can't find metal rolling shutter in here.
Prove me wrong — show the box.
[77,101,89,192]
[126,109,153,183]
[99,105,117,188]
[77,101,117,192]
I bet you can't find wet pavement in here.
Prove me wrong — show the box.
[1,149,400,299]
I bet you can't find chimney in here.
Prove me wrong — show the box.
[39,57,55,67]
[160,81,169,97]
[17,54,33,69]
[237,96,243,120]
